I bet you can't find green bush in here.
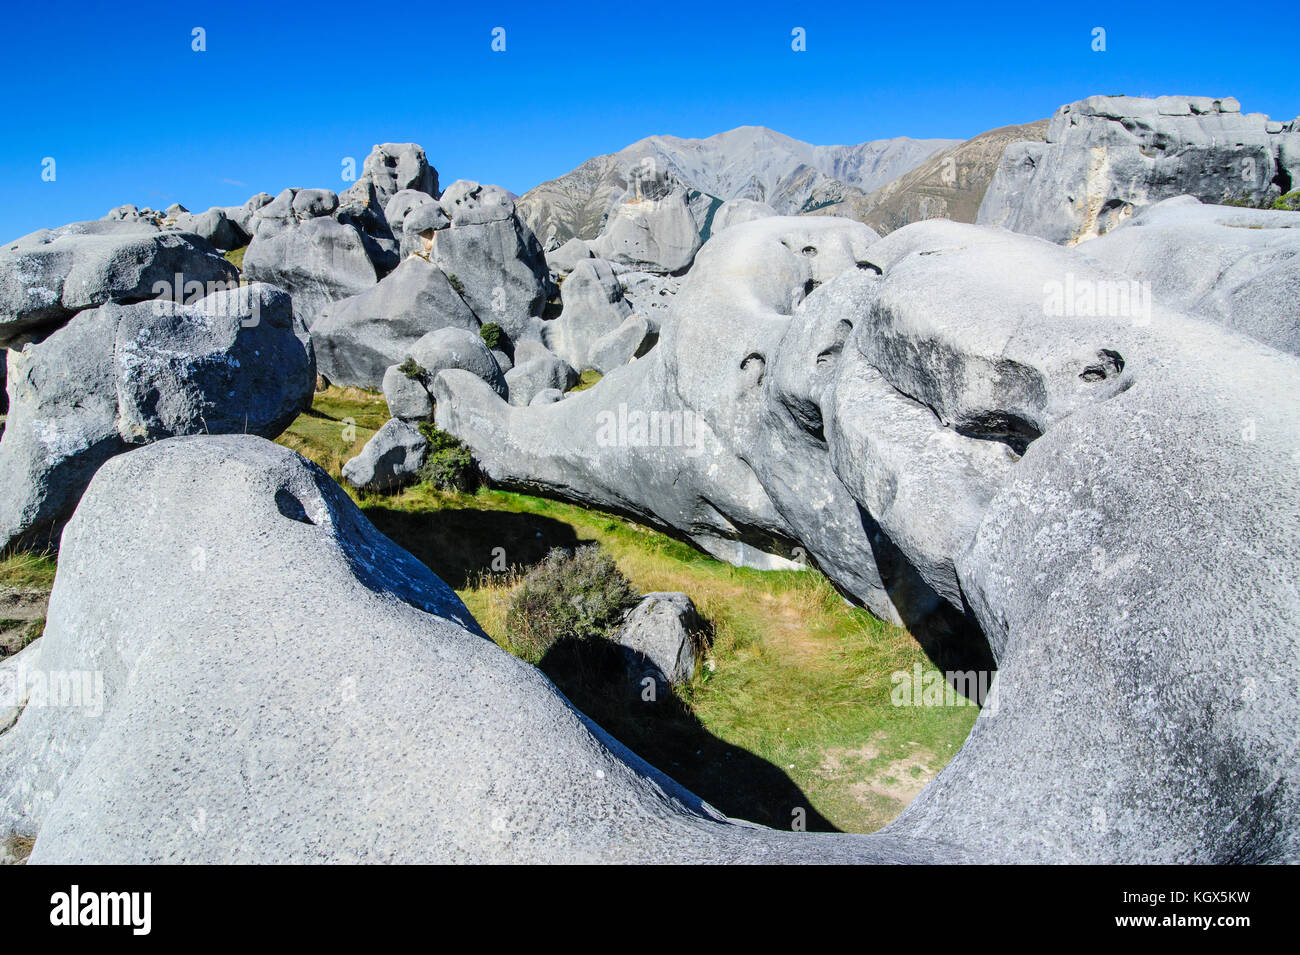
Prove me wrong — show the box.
[398,357,425,380]
[1271,190,1300,211]
[479,322,504,350]
[446,272,466,296]
[505,546,637,663]
[417,424,480,493]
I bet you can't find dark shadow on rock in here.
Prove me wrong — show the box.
[362,505,591,589]
[540,636,842,833]
[858,505,997,691]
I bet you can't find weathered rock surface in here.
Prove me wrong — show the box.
[1078,196,1300,355]
[421,181,554,341]
[978,95,1300,244]
[615,592,701,686]
[407,327,508,399]
[242,210,378,329]
[311,256,480,389]
[546,258,634,370]
[358,142,438,209]
[503,354,578,407]
[0,434,951,864]
[0,284,313,551]
[434,214,1300,862]
[434,217,894,615]
[382,363,434,421]
[546,237,594,274]
[342,419,428,492]
[711,198,777,234]
[587,172,702,274]
[0,220,239,348]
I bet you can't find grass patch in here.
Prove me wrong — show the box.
[275,385,387,480]
[569,369,602,393]
[0,552,57,592]
[282,388,979,832]
[223,245,247,270]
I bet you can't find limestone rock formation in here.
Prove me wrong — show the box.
[342,419,428,493]
[311,256,480,389]
[977,95,1300,244]
[0,219,239,349]
[0,284,314,552]
[615,592,701,687]
[1078,196,1300,355]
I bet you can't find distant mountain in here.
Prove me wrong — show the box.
[517,126,958,248]
[813,121,1049,233]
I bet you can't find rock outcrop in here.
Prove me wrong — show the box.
[1077,196,1300,355]
[0,284,314,552]
[0,219,239,349]
[342,419,428,493]
[615,592,701,687]
[311,256,480,389]
[977,95,1300,244]
[0,435,941,864]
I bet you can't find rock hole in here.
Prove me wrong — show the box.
[801,245,817,256]
[855,260,882,274]
[275,488,315,525]
[1079,348,1125,383]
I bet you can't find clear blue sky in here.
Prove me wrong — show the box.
[1,0,1294,241]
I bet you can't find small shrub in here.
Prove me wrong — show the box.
[417,424,480,493]
[398,357,425,381]
[446,272,466,296]
[505,546,637,663]
[1271,190,1300,211]
[479,322,504,350]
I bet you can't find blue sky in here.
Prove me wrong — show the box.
[1,0,1295,240]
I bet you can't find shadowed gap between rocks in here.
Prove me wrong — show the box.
[360,502,841,831]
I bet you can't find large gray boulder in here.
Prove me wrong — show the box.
[587,174,702,274]
[978,94,1300,244]
[1078,195,1300,355]
[0,435,938,864]
[311,256,480,389]
[0,219,239,348]
[588,313,653,374]
[170,207,248,251]
[418,181,555,341]
[433,215,1300,862]
[615,592,701,686]
[408,326,508,399]
[341,419,428,493]
[5,392,1297,861]
[382,363,434,421]
[502,354,577,407]
[546,258,634,370]
[435,217,892,612]
[242,209,379,329]
[0,284,314,552]
[711,198,777,234]
[546,237,593,275]
[358,143,438,210]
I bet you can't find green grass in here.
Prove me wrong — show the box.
[223,245,247,270]
[278,390,979,832]
[0,552,57,592]
[569,369,603,393]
